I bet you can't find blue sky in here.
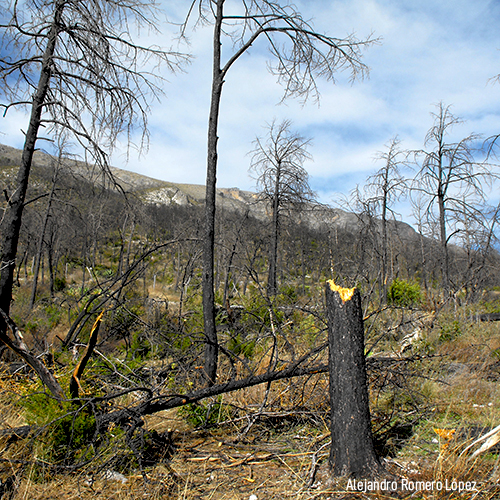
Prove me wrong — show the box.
[2,0,500,211]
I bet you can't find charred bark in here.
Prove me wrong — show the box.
[202,0,225,387]
[0,1,64,326]
[326,281,383,478]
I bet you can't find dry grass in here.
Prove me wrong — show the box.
[2,383,500,500]
[4,427,500,500]
[2,307,500,499]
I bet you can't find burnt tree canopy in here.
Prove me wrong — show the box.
[0,0,185,362]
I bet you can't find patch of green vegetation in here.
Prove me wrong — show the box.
[21,393,96,464]
[125,331,154,361]
[387,278,423,308]
[439,320,462,342]
[92,264,115,278]
[277,283,298,303]
[178,397,232,428]
[44,302,63,328]
[227,333,256,358]
[53,276,66,292]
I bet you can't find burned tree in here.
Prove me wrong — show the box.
[326,280,383,478]
[0,0,185,356]
[411,103,494,295]
[249,119,314,296]
[181,0,375,385]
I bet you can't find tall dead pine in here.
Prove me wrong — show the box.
[326,280,383,478]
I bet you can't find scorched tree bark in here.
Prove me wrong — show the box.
[326,280,383,478]
[181,0,375,386]
[0,0,185,373]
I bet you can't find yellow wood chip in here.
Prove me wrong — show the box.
[433,428,456,441]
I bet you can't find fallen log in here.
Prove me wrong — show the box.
[477,312,500,322]
[0,308,64,400]
[99,352,330,428]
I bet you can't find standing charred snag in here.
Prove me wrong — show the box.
[0,0,186,358]
[326,280,383,478]
[181,0,375,387]
[410,103,495,296]
[249,120,314,297]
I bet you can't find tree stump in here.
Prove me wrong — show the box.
[326,280,383,478]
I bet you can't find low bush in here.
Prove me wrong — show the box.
[388,278,422,307]
[21,393,96,465]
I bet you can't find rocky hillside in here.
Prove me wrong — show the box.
[0,143,418,241]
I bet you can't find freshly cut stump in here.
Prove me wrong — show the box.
[326,280,383,478]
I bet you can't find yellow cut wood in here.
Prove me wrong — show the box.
[327,279,355,303]
[69,310,104,400]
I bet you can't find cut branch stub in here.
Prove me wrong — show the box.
[326,280,383,478]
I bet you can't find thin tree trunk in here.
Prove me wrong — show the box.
[30,165,59,309]
[438,190,450,294]
[326,280,383,478]
[48,240,56,297]
[0,1,63,335]
[203,0,225,386]
[223,228,243,307]
[418,225,428,294]
[117,213,128,277]
[381,184,388,304]
[267,166,281,296]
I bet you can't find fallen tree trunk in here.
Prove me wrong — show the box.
[99,345,330,427]
[96,343,417,428]
[477,312,500,322]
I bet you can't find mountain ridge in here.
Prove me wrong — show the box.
[0,142,418,241]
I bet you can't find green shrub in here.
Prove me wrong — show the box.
[277,284,298,303]
[439,320,462,342]
[44,303,63,328]
[21,393,96,464]
[126,331,153,361]
[178,397,231,428]
[387,279,422,307]
[243,291,284,326]
[227,333,256,358]
[53,276,66,292]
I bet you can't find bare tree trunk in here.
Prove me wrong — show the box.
[202,0,225,386]
[223,218,245,307]
[267,177,280,296]
[418,225,428,294]
[438,189,450,295]
[117,213,128,277]
[381,183,388,303]
[29,165,59,309]
[0,1,63,334]
[48,238,56,297]
[326,281,383,478]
